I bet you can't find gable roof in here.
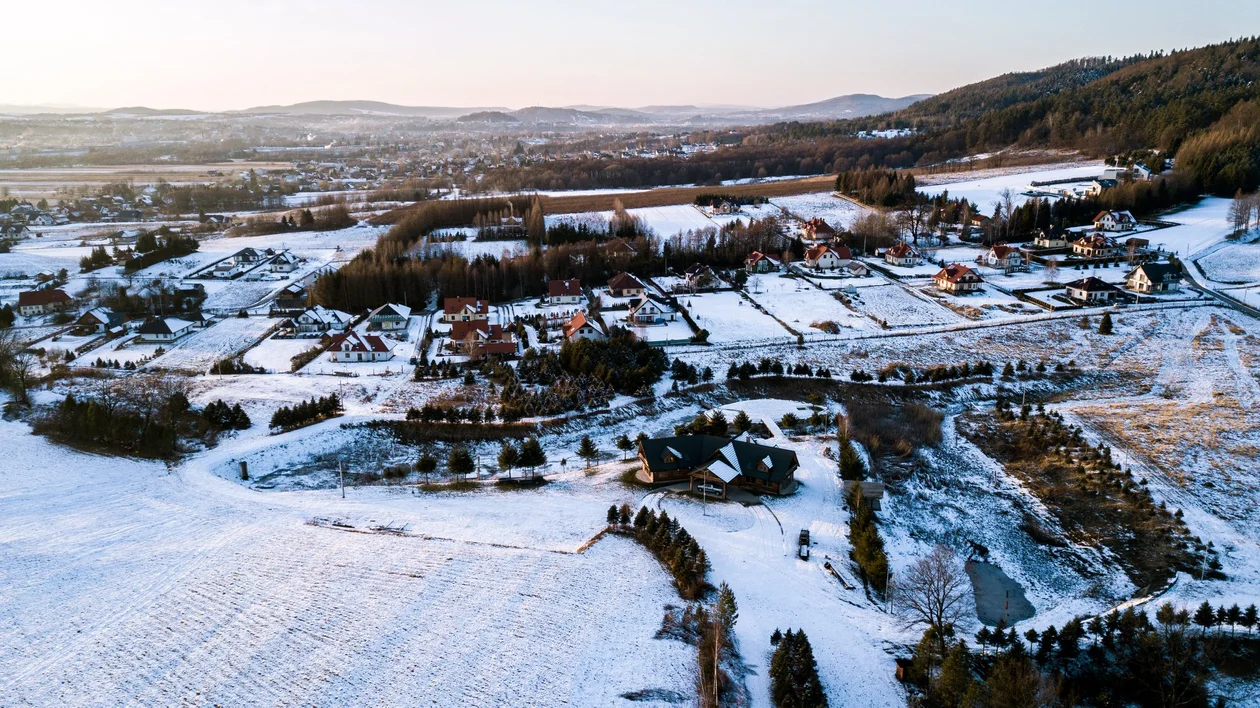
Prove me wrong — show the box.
[1064,276,1122,293]
[561,311,604,338]
[1127,262,1180,285]
[989,244,1020,259]
[330,331,390,353]
[137,317,193,335]
[607,272,645,292]
[628,296,664,316]
[443,297,487,315]
[300,305,351,326]
[17,289,71,308]
[805,244,850,261]
[370,303,411,320]
[548,279,583,297]
[934,263,982,284]
[745,251,779,266]
[886,242,919,259]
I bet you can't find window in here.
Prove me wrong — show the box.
[662,453,676,464]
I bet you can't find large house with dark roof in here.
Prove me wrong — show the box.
[547,279,584,305]
[16,288,72,316]
[1064,277,1124,304]
[606,272,647,298]
[637,434,799,499]
[1125,262,1181,293]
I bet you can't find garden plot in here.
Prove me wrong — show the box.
[243,333,324,373]
[745,274,879,334]
[75,333,165,366]
[846,283,962,328]
[623,318,694,344]
[200,278,289,312]
[799,273,886,291]
[916,283,1038,320]
[680,291,791,343]
[148,317,278,373]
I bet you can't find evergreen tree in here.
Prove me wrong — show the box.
[1098,311,1114,335]
[447,445,475,481]
[497,440,519,477]
[577,435,599,469]
[615,433,634,460]
[733,410,753,434]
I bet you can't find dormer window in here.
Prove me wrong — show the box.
[662,452,676,464]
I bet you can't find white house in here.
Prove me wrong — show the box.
[1093,210,1136,232]
[270,251,300,272]
[628,297,674,325]
[561,311,607,342]
[744,251,781,273]
[982,244,1025,269]
[328,331,393,362]
[803,245,851,270]
[884,242,922,267]
[1125,262,1181,293]
[367,303,410,331]
[293,306,351,334]
[1073,233,1116,258]
[547,279,584,305]
[136,317,196,343]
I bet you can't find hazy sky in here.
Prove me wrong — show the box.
[8,0,1258,111]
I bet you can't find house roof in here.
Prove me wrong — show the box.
[628,296,664,317]
[1074,233,1111,248]
[805,244,851,261]
[934,263,982,284]
[137,317,193,335]
[548,279,582,297]
[1065,276,1122,293]
[803,217,836,235]
[370,303,411,320]
[561,311,604,339]
[1094,209,1136,224]
[607,272,645,292]
[330,331,390,353]
[77,307,123,326]
[443,297,488,315]
[604,237,636,255]
[745,251,779,266]
[638,434,799,484]
[886,242,919,258]
[1127,262,1180,285]
[301,305,351,326]
[989,244,1020,259]
[451,319,492,339]
[17,289,71,307]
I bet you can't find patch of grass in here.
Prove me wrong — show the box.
[844,400,943,458]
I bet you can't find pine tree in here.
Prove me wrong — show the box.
[497,440,519,478]
[615,434,634,460]
[577,435,599,469]
[1098,311,1114,335]
[733,410,753,434]
[606,505,619,525]
[447,445,475,481]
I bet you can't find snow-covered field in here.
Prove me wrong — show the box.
[1198,237,1260,285]
[680,291,791,343]
[772,192,869,231]
[549,204,717,238]
[745,274,879,334]
[149,317,279,373]
[917,161,1107,209]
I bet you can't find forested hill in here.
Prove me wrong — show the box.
[478,37,1260,196]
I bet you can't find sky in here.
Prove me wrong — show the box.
[6,0,1259,111]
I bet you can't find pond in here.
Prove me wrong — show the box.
[965,560,1035,626]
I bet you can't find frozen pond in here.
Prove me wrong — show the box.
[965,560,1035,626]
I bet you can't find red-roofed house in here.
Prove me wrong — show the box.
[442,297,489,323]
[1093,210,1136,232]
[1072,234,1116,258]
[606,272,646,298]
[548,279,584,305]
[328,331,393,362]
[802,218,836,241]
[933,264,984,294]
[561,312,607,342]
[744,251,781,273]
[982,244,1025,269]
[884,242,921,267]
[803,245,851,271]
[16,288,72,316]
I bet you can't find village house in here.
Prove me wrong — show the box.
[604,238,637,259]
[1064,276,1124,304]
[547,278,584,305]
[1125,262,1181,293]
[710,201,737,215]
[16,288,72,317]
[292,306,352,335]
[328,331,393,363]
[1086,179,1118,197]
[1034,227,1070,249]
[933,264,984,294]
[135,317,197,343]
[844,260,870,277]
[801,217,837,242]
[469,324,518,356]
[367,303,410,331]
[982,244,1025,269]
[683,264,718,289]
[628,296,675,325]
[744,251,781,273]
[73,307,125,335]
[803,244,851,271]
[637,434,800,499]
[1072,233,1117,258]
[270,251,300,273]
[442,297,489,323]
[561,311,607,342]
[1093,210,1137,232]
[606,272,647,298]
[884,242,922,267]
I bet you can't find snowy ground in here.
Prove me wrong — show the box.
[146,317,279,373]
[917,162,1107,209]
[745,274,880,334]
[680,291,792,343]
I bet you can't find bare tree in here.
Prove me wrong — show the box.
[7,351,37,404]
[898,545,971,655]
[1044,258,1059,284]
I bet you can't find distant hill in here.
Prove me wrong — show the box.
[103,106,205,116]
[456,111,520,124]
[746,93,931,121]
[237,100,505,118]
